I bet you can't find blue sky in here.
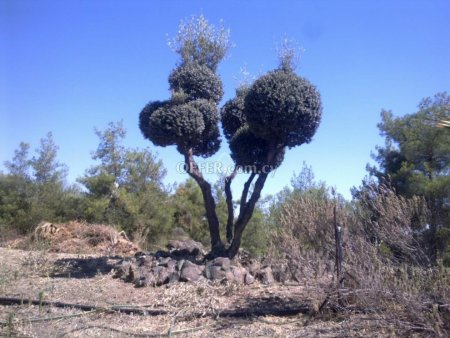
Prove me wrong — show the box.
[1,0,449,199]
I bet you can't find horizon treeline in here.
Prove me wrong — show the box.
[0,92,449,265]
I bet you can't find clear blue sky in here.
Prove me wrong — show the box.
[1,0,449,199]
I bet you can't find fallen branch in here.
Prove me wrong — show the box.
[0,296,312,318]
[0,310,98,327]
[0,297,168,316]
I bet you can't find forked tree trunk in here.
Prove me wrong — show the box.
[226,173,268,258]
[184,145,278,259]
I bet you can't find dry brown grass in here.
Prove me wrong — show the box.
[6,221,139,256]
[2,247,436,337]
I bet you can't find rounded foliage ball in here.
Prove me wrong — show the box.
[148,102,205,149]
[189,99,221,157]
[139,100,169,141]
[221,89,248,141]
[192,124,221,157]
[190,99,220,130]
[244,68,322,148]
[169,62,224,103]
[229,126,285,173]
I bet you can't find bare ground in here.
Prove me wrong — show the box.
[0,247,421,337]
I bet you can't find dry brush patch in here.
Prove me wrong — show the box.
[0,247,396,337]
[5,221,140,256]
[268,188,449,337]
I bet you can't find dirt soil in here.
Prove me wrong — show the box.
[0,247,397,337]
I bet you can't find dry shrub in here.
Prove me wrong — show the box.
[11,221,140,256]
[355,182,430,265]
[339,234,449,336]
[277,193,335,256]
[268,190,345,283]
[51,221,139,255]
[269,186,449,336]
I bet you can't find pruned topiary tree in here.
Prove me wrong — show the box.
[139,15,322,258]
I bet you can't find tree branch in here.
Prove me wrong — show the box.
[239,172,256,214]
[225,167,238,243]
[227,144,280,258]
[183,149,204,184]
[228,172,268,258]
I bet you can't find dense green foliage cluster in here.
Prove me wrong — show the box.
[139,15,226,159]
[221,63,322,175]
[245,69,322,148]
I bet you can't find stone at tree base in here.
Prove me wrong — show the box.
[167,239,205,256]
[206,265,234,282]
[207,257,231,270]
[154,266,175,286]
[112,247,300,287]
[244,273,255,285]
[112,260,132,279]
[176,259,185,272]
[158,257,177,269]
[271,263,290,283]
[205,257,234,282]
[126,265,135,283]
[168,270,180,284]
[180,260,204,282]
[245,259,261,276]
[256,266,275,285]
[135,273,153,287]
[137,255,156,268]
[230,266,247,284]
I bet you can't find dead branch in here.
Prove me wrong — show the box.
[0,296,312,318]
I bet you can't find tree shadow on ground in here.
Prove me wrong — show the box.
[223,294,312,317]
[209,293,312,335]
[51,256,122,279]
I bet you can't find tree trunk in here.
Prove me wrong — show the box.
[183,150,223,253]
[225,168,237,243]
[227,173,268,258]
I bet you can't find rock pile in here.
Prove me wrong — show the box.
[112,240,290,287]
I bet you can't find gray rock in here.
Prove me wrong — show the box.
[272,263,290,283]
[175,259,185,271]
[153,266,174,286]
[168,271,180,284]
[245,273,255,285]
[246,259,261,275]
[207,257,231,270]
[230,266,247,284]
[112,260,131,279]
[206,265,233,281]
[158,257,176,269]
[137,256,155,268]
[256,266,275,285]
[180,260,204,282]
[167,239,205,256]
[134,272,153,287]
